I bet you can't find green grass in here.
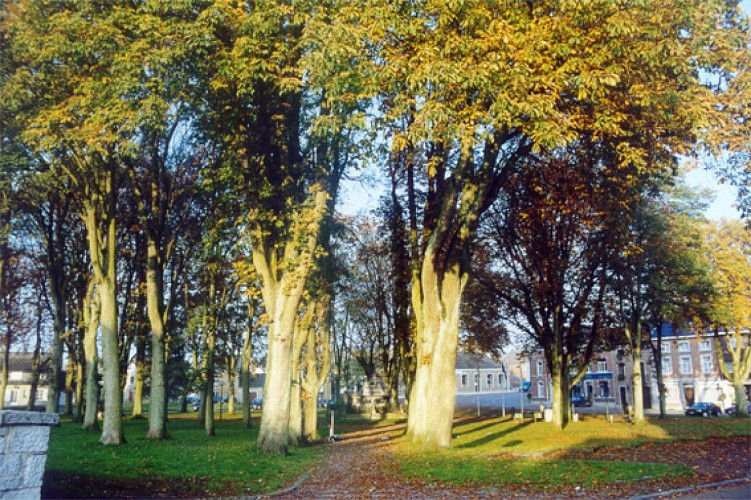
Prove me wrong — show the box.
[446,414,751,455]
[43,415,324,497]
[389,414,750,490]
[399,455,691,488]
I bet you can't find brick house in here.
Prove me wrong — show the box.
[654,324,749,412]
[526,325,749,412]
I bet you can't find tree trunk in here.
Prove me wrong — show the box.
[73,359,84,422]
[132,342,145,418]
[241,319,252,427]
[204,326,215,436]
[0,340,9,410]
[406,252,464,449]
[83,280,100,430]
[652,326,667,418]
[258,314,296,454]
[227,356,236,416]
[288,372,303,446]
[99,277,123,444]
[47,273,66,415]
[255,189,327,454]
[146,241,169,439]
[734,383,748,417]
[631,330,645,423]
[26,312,44,411]
[550,353,571,429]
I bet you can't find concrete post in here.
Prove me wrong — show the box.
[0,411,59,500]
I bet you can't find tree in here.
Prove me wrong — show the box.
[320,0,749,447]
[480,154,613,428]
[608,179,716,421]
[706,220,751,416]
[194,0,347,454]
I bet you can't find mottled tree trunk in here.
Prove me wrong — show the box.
[407,251,465,449]
[83,280,100,430]
[255,189,327,455]
[132,342,145,418]
[146,240,169,439]
[257,314,295,453]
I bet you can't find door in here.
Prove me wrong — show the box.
[620,386,628,412]
[683,384,695,407]
[643,386,652,410]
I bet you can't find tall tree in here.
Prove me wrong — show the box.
[706,220,751,416]
[321,0,750,447]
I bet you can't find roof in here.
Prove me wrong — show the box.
[651,324,750,340]
[455,352,504,370]
[1,352,51,372]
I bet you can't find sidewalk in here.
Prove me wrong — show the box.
[630,478,751,499]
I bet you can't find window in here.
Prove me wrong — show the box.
[537,380,545,398]
[597,360,607,372]
[617,363,626,379]
[662,356,673,375]
[474,373,479,388]
[9,390,18,403]
[537,360,544,375]
[461,374,467,388]
[678,341,690,352]
[679,355,693,375]
[662,342,671,353]
[498,374,504,386]
[699,340,711,351]
[599,381,610,398]
[701,354,713,374]
[36,388,47,402]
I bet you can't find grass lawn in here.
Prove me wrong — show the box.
[42,409,749,497]
[392,414,751,489]
[43,413,324,498]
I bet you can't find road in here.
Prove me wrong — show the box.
[455,391,627,417]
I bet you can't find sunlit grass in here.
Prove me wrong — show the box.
[445,414,750,454]
[389,414,749,489]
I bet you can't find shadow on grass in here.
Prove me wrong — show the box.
[456,420,533,449]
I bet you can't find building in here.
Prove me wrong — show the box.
[455,352,509,394]
[501,350,530,391]
[654,324,749,412]
[526,325,750,412]
[1,352,50,409]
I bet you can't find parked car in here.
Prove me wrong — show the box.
[570,396,592,407]
[251,398,263,410]
[724,403,751,415]
[685,402,721,417]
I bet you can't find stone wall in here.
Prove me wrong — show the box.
[0,411,59,500]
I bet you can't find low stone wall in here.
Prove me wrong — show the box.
[0,411,59,500]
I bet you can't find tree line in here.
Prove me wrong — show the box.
[0,0,749,453]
